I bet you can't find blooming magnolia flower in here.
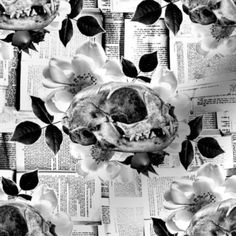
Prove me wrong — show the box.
[31,184,73,236]
[164,163,236,234]
[43,40,125,114]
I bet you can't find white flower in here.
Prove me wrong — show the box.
[43,40,125,114]
[164,163,236,234]
[192,23,236,55]
[70,142,133,182]
[31,184,73,236]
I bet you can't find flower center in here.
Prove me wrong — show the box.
[210,23,234,41]
[69,73,98,94]
[190,192,216,213]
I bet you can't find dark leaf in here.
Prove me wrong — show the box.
[179,140,194,170]
[165,3,183,35]
[149,151,168,167]
[30,29,49,43]
[182,4,189,15]
[59,18,73,47]
[136,76,151,83]
[148,165,157,174]
[131,0,162,25]
[119,155,133,165]
[68,0,83,18]
[11,121,42,145]
[77,15,105,37]
[187,116,203,140]
[1,33,14,42]
[121,57,138,78]
[141,170,149,177]
[197,137,224,158]
[22,48,30,54]
[45,125,63,155]
[152,218,174,236]
[19,170,39,191]
[28,42,38,52]
[137,76,152,83]
[2,177,19,196]
[17,194,32,201]
[31,96,54,124]
[139,51,158,72]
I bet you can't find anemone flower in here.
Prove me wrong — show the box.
[164,163,236,234]
[42,40,125,114]
[31,184,73,236]
[70,142,134,182]
[192,23,236,55]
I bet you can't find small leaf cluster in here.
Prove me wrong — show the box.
[11,96,63,155]
[59,0,105,47]
[121,51,158,82]
[152,218,176,236]
[132,0,183,35]
[179,116,225,170]
[2,170,39,200]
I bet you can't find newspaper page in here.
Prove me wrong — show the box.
[0,132,16,170]
[83,0,97,8]
[170,37,236,85]
[102,170,145,236]
[98,0,112,12]
[72,225,98,236]
[17,171,102,222]
[111,0,143,12]
[124,18,169,73]
[19,9,103,111]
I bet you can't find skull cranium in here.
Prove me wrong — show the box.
[0,201,56,236]
[0,0,60,30]
[186,198,236,236]
[63,82,179,153]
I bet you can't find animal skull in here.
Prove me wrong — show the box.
[0,0,60,30]
[0,201,56,235]
[186,198,236,236]
[63,82,179,153]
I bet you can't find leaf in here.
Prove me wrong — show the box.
[17,194,32,201]
[120,155,133,165]
[164,3,183,35]
[197,137,224,158]
[121,57,138,78]
[45,124,63,155]
[1,33,14,42]
[28,42,38,52]
[152,218,174,236]
[139,51,158,72]
[59,18,73,47]
[77,15,105,37]
[11,121,42,145]
[19,170,39,191]
[179,140,194,170]
[68,0,83,18]
[187,116,203,140]
[2,177,19,196]
[136,76,151,83]
[131,0,162,25]
[149,151,168,167]
[182,4,189,15]
[31,96,54,124]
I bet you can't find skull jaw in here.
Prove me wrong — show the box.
[0,13,57,30]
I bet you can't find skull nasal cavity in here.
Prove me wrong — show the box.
[108,88,147,124]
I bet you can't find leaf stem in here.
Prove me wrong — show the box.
[41,120,62,130]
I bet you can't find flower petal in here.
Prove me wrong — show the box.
[223,176,236,193]
[220,0,236,22]
[103,59,125,80]
[42,77,67,89]
[196,163,226,186]
[192,177,216,195]
[166,208,193,233]
[31,184,58,220]
[76,40,107,68]
[164,185,192,205]
[45,93,66,114]
[72,54,96,76]
[48,58,74,84]
[52,90,74,112]
[51,212,73,236]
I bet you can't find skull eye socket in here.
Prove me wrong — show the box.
[111,113,129,123]
[69,128,97,145]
